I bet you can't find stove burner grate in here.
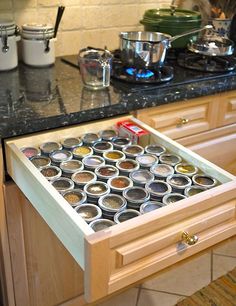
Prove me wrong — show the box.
[178,53,236,72]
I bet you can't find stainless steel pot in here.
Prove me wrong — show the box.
[119,25,212,68]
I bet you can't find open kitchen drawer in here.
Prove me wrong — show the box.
[4,116,236,303]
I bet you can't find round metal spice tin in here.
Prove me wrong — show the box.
[162,193,187,205]
[192,174,218,189]
[167,174,192,194]
[61,137,82,150]
[129,169,154,186]
[114,209,141,223]
[71,170,97,187]
[145,144,166,156]
[99,129,117,141]
[81,133,100,145]
[72,146,93,159]
[145,180,172,201]
[39,141,62,155]
[111,136,132,150]
[136,154,158,168]
[30,155,51,169]
[122,144,144,159]
[92,141,113,155]
[95,165,119,181]
[62,189,87,207]
[150,163,174,180]
[140,201,165,214]
[98,193,127,219]
[89,218,115,232]
[82,155,105,170]
[40,165,62,181]
[49,149,73,165]
[51,177,74,193]
[75,203,102,223]
[116,159,140,176]
[103,150,126,164]
[21,146,41,159]
[175,163,198,177]
[184,185,206,197]
[84,181,110,203]
[159,153,182,166]
[123,186,150,210]
[60,159,84,177]
[108,176,133,194]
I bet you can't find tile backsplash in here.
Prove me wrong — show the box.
[0,0,171,56]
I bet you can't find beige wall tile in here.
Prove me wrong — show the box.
[61,0,80,6]
[0,1,13,10]
[0,11,14,21]
[59,30,83,55]
[13,0,37,9]
[82,6,102,29]
[119,5,140,27]
[61,6,82,30]
[101,5,122,28]
[37,7,58,25]
[37,0,61,7]
[213,255,236,280]
[81,0,101,5]
[80,29,102,49]
[138,289,184,306]
[14,9,37,27]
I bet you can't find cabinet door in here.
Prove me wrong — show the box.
[217,91,236,126]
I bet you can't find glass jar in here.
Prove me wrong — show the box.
[114,209,141,223]
[98,193,127,219]
[166,174,192,194]
[75,204,102,223]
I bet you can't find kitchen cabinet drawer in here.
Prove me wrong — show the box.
[218,91,236,126]
[4,116,236,303]
[136,96,218,139]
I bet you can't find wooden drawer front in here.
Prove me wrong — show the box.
[219,93,236,126]
[5,116,236,303]
[136,98,217,140]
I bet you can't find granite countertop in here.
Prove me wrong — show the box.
[1,55,236,140]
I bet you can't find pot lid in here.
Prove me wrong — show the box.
[143,8,202,22]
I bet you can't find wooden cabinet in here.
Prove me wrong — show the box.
[3,115,236,306]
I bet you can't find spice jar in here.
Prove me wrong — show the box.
[114,209,141,223]
[21,23,56,67]
[72,146,93,160]
[140,201,165,214]
[192,174,218,189]
[40,141,62,155]
[75,204,102,223]
[108,176,133,194]
[82,155,105,170]
[71,170,97,187]
[159,153,182,166]
[92,141,113,155]
[184,185,206,197]
[95,165,119,181]
[175,163,198,177]
[40,165,62,181]
[112,137,132,150]
[84,181,110,204]
[136,154,158,169]
[50,149,73,165]
[103,150,126,165]
[150,163,174,180]
[61,137,82,150]
[98,193,127,219]
[122,145,144,159]
[62,189,87,208]
[89,218,115,232]
[81,133,100,145]
[145,180,172,201]
[60,159,84,178]
[30,156,51,169]
[123,186,150,210]
[0,20,20,71]
[129,169,154,187]
[116,159,140,176]
[51,177,74,193]
[99,129,117,141]
[21,146,41,159]
[162,193,187,205]
[166,174,192,194]
[145,144,166,156]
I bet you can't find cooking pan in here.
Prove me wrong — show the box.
[119,25,212,69]
[188,35,234,56]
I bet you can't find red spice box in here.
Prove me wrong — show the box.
[116,119,150,147]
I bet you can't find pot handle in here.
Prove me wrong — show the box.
[169,25,213,43]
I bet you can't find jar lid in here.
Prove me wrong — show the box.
[0,20,15,36]
[22,23,54,39]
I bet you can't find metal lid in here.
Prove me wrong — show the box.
[21,23,54,39]
[89,218,115,231]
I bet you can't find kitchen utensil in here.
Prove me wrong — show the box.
[78,47,113,90]
[120,25,212,68]
[140,7,202,48]
[54,6,65,38]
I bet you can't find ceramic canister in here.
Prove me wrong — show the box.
[21,23,56,67]
[0,20,20,71]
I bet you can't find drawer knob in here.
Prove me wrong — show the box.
[177,118,189,127]
[182,231,198,246]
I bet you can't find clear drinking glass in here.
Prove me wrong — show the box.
[78,47,112,90]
